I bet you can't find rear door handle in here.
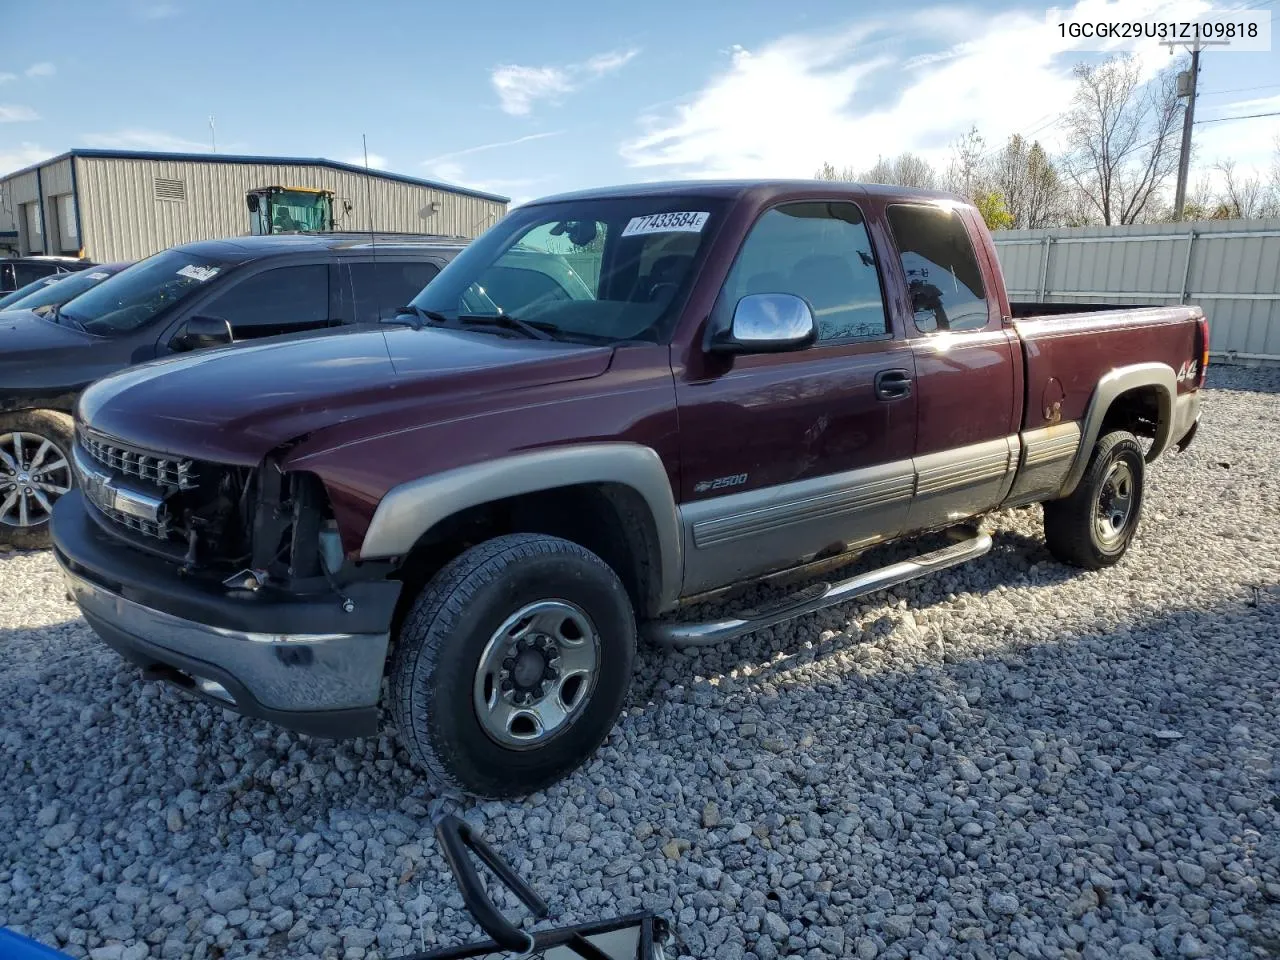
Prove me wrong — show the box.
[874,368,912,401]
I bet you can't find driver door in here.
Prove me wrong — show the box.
[676,199,917,596]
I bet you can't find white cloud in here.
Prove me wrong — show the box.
[0,142,49,177]
[340,152,388,170]
[1211,93,1280,119]
[423,131,562,165]
[491,47,639,115]
[0,105,40,122]
[491,65,576,116]
[619,0,1216,179]
[82,129,211,151]
[585,49,639,76]
[422,158,544,207]
[0,73,15,84]
[25,62,55,78]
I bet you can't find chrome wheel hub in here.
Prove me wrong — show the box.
[1094,460,1135,546]
[473,600,600,749]
[0,431,72,529]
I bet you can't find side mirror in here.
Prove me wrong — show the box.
[246,195,260,213]
[707,293,818,354]
[172,315,233,352]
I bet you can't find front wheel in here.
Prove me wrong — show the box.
[1043,429,1145,570]
[390,533,636,799]
[0,410,76,550]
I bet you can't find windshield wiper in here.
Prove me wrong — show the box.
[457,313,559,341]
[53,304,86,331]
[382,304,449,330]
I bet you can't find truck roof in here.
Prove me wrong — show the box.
[526,179,967,207]
[170,233,470,259]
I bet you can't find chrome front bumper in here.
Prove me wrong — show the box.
[60,560,389,737]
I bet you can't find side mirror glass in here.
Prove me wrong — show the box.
[172,315,233,352]
[708,293,818,354]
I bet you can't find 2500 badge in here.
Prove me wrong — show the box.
[693,473,748,494]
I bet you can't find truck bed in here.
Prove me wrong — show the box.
[1012,303,1204,431]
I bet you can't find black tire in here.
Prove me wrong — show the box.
[390,533,636,799]
[1043,429,1145,570]
[0,409,75,551]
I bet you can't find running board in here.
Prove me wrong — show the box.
[646,532,992,647]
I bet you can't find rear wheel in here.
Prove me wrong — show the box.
[390,533,636,798]
[0,410,75,550]
[1043,429,1145,570]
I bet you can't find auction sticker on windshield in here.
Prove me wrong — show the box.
[176,265,219,282]
[622,212,710,236]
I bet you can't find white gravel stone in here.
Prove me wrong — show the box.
[1,367,1279,959]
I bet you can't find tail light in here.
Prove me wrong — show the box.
[1197,316,1210,387]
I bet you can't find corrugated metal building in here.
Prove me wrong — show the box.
[0,149,508,262]
[993,218,1280,363]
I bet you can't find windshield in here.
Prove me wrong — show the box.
[411,196,729,343]
[16,267,121,314]
[0,274,64,311]
[63,250,232,335]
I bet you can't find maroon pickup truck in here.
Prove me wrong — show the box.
[52,181,1207,798]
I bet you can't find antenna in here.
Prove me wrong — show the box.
[209,115,216,153]
[363,135,382,323]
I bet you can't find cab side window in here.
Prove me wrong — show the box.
[720,202,888,342]
[201,264,330,339]
[886,204,989,333]
[347,260,441,322]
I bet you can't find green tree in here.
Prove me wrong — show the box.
[974,191,1014,231]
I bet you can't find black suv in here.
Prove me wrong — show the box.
[1,256,95,293]
[1,233,465,548]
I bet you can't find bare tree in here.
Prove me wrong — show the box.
[814,161,857,181]
[944,126,988,200]
[1061,55,1184,225]
[993,135,1066,228]
[858,152,939,189]
[1214,159,1267,219]
[1268,135,1280,217]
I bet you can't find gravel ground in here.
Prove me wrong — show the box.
[2,366,1278,960]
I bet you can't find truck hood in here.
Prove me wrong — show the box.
[79,326,614,465]
[0,309,100,391]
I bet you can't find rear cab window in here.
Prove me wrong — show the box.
[885,204,989,333]
[717,201,889,343]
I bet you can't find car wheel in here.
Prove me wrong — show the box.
[390,533,636,799]
[0,410,75,551]
[1043,429,1145,570]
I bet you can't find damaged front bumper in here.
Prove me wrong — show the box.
[53,490,400,738]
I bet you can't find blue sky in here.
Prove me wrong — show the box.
[2,0,1277,205]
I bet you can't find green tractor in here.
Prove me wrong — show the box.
[246,185,336,235]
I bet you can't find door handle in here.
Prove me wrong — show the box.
[874,368,912,401]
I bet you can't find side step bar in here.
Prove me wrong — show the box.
[646,532,992,647]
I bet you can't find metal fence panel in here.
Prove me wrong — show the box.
[993,218,1280,361]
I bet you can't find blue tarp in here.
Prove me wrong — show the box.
[0,929,73,959]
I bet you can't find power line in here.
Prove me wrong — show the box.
[1199,83,1280,97]
[1194,110,1280,124]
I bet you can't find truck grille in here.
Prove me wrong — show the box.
[93,501,170,540]
[80,431,197,491]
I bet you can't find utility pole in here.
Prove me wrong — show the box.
[1172,45,1200,220]
[209,115,217,154]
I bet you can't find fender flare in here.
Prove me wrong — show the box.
[360,443,684,612]
[1058,362,1176,497]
